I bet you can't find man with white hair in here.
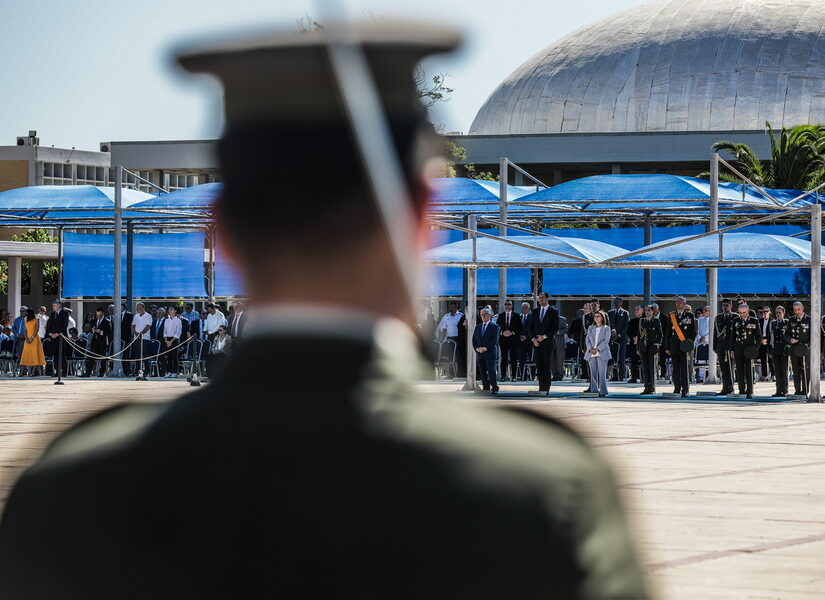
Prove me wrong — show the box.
[473,307,500,393]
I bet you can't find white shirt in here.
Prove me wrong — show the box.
[132,311,153,340]
[36,313,48,338]
[163,316,182,339]
[213,335,228,352]
[437,312,463,337]
[696,316,710,345]
[205,310,226,334]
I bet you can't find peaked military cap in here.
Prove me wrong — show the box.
[176,21,462,126]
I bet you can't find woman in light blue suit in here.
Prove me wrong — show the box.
[585,311,612,396]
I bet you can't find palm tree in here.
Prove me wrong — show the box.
[708,123,825,190]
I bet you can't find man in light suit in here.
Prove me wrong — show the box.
[608,297,630,381]
[528,291,560,395]
[473,307,500,393]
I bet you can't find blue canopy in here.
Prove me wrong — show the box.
[515,174,812,211]
[129,182,220,211]
[0,185,153,221]
[62,231,208,298]
[428,177,539,213]
[611,232,812,266]
[424,234,628,266]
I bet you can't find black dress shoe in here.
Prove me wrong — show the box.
[628,379,638,384]
[746,394,753,399]
[491,387,499,394]
[771,392,782,397]
[681,392,688,398]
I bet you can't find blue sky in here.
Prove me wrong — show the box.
[0,0,641,150]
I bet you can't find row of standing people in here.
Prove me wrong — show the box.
[436,294,817,398]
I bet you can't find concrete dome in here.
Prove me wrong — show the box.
[469,0,825,135]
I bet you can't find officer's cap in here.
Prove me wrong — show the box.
[176,21,461,127]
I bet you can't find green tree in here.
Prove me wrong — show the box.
[443,140,498,181]
[707,122,825,189]
[8,229,59,295]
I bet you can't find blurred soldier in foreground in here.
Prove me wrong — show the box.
[0,22,646,599]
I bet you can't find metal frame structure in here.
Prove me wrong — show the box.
[427,155,823,402]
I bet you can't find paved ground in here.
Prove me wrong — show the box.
[2,376,824,598]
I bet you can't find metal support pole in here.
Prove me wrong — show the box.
[111,166,124,377]
[208,226,216,302]
[462,215,479,391]
[706,152,720,385]
[643,215,652,307]
[126,220,134,311]
[809,204,821,402]
[57,226,63,299]
[498,157,508,311]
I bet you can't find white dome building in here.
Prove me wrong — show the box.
[453,0,825,180]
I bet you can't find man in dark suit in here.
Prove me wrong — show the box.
[228,302,247,341]
[653,303,670,379]
[120,303,134,376]
[473,308,500,393]
[528,291,560,395]
[0,24,646,600]
[46,299,69,378]
[608,297,630,381]
[495,299,520,381]
[551,312,568,380]
[627,305,643,383]
[568,304,589,379]
[83,306,112,377]
[516,301,532,379]
[151,308,168,341]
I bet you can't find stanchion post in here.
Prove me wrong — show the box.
[706,152,720,385]
[809,203,821,402]
[462,215,479,391]
[643,214,652,307]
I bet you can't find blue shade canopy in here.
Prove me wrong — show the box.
[515,174,811,211]
[611,233,812,266]
[129,182,220,211]
[428,177,539,213]
[0,185,153,220]
[62,232,207,298]
[424,235,628,266]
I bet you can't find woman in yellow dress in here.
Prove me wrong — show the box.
[19,307,45,376]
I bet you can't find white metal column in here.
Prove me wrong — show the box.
[462,215,479,391]
[706,152,719,384]
[498,157,508,311]
[111,165,124,377]
[809,203,821,402]
[7,256,22,313]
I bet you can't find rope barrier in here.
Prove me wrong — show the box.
[60,334,193,362]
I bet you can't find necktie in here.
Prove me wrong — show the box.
[482,323,487,336]
[540,307,546,321]
[233,314,240,336]
[506,313,510,327]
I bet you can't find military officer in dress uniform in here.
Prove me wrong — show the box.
[713,298,736,395]
[637,305,663,394]
[787,301,811,396]
[665,296,697,397]
[732,303,760,398]
[768,305,790,397]
[0,23,648,599]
